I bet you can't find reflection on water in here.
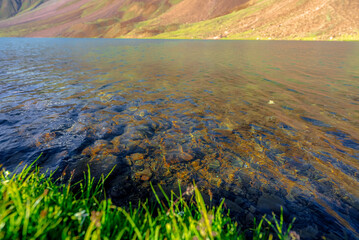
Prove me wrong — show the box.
[1,38,359,239]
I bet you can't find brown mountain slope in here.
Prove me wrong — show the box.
[0,0,358,40]
[225,0,359,40]
[157,0,250,24]
[0,0,178,37]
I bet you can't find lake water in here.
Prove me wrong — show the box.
[0,38,359,239]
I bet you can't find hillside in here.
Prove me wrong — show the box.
[0,0,48,19]
[0,0,358,40]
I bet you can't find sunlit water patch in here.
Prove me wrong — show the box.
[1,38,359,239]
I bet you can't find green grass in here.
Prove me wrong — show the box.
[124,0,358,41]
[0,157,298,240]
[139,0,274,39]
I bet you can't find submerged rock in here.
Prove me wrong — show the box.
[257,194,286,214]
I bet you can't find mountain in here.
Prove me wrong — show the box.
[0,0,48,19]
[0,0,358,40]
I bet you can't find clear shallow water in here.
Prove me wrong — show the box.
[1,38,359,239]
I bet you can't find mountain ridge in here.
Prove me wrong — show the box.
[0,0,358,40]
[0,0,49,19]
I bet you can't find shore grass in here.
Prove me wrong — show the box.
[0,160,297,240]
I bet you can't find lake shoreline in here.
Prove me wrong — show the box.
[1,36,359,41]
[0,163,298,240]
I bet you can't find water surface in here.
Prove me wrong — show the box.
[1,38,359,239]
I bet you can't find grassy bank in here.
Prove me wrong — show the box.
[0,161,297,240]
